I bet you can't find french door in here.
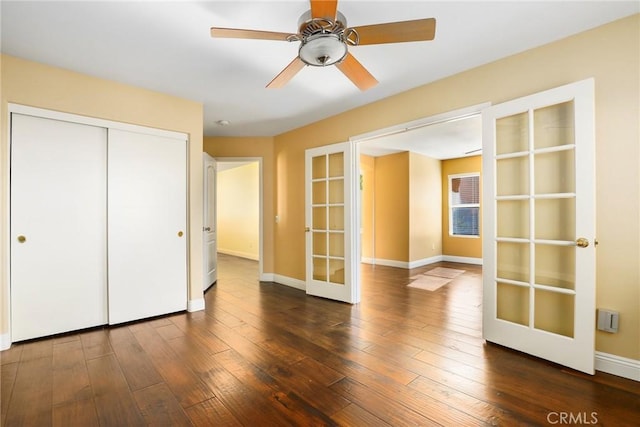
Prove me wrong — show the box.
[482,79,596,374]
[305,142,359,303]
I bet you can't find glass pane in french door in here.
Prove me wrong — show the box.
[311,152,345,285]
[494,100,577,338]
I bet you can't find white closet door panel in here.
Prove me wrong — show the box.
[11,114,108,341]
[108,129,187,324]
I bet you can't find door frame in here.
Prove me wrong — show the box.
[349,103,491,267]
[3,104,189,350]
[213,157,265,281]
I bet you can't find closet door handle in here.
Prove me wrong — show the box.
[17,235,26,243]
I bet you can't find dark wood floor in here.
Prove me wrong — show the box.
[1,254,638,426]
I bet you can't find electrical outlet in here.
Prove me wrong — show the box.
[597,309,619,333]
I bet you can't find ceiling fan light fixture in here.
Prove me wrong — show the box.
[299,33,347,66]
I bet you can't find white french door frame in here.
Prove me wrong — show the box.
[213,157,265,281]
[305,141,361,304]
[3,104,190,349]
[482,79,596,374]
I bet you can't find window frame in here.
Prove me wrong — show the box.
[448,172,480,238]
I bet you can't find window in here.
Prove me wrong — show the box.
[449,174,480,236]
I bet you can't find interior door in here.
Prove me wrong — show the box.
[10,114,108,341]
[305,142,359,303]
[203,153,218,289]
[482,79,596,374]
[107,129,187,324]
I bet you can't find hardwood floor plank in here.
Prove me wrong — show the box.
[1,362,19,426]
[0,344,23,365]
[133,383,192,426]
[130,322,216,408]
[330,377,440,427]
[19,339,53,361]
[52,398,100,427]
[331,403,394,427]
[184,397,243,427]
[214,349,340,426]
[3,356,53,426]
[52,340,92,405]
[107,326,164,391]
[196,354,297,427]
[80,329,113,360]
[86,354,145,426]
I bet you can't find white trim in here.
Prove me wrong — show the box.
[217,249,259,261]
[187,298,205,312]
[362,256,477,269]
[595,352,640,381]
[214,157,264,280]
[8,104,187,140]
[0,333,11,351]
[350,103,492,144]
[408,256,444,269]
[442,256,483,265]
[260,273,275,282]
[273,274,306,291]
[360,258,410,269]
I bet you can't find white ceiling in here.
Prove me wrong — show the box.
[2,1,638,156]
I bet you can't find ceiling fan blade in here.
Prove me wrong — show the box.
[310,0,338,20]
[210,27,293,42]
[336,53,378,91]
[351,18,436,46]
[266,57,306,88]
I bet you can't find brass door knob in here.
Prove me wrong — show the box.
[576,237,589,248]
[178,231,184,237]
[17,235,26,243]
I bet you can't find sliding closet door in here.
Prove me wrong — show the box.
[107,129,187,324]
[11,114,108,341]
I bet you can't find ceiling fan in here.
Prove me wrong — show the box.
[210,0,436,91]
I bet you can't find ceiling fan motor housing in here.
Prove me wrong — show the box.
[297,10,352,66]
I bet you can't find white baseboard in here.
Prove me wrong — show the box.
[408,256,444,269]
[361,256,444,269]
[260,273,275,282]
[442,255,483,265]
[1,333,10,351]
[218,249,259,261]
[187,298,205,312]
[595,351,640,381]
[362,258,410,268]
[272,274,306,291]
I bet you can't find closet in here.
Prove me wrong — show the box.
[10,110,187,342]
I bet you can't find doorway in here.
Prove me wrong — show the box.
[215,158,264,281]
[354,104,487,270]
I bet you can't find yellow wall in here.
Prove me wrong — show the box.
[0,55,204,337]
[374,152,410,262]
[203,136,275,273]
[217,162,260,260]
[410,152,442,262]
[442,156,483,258]
[272,15,639,360]
[360,154,375,260]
